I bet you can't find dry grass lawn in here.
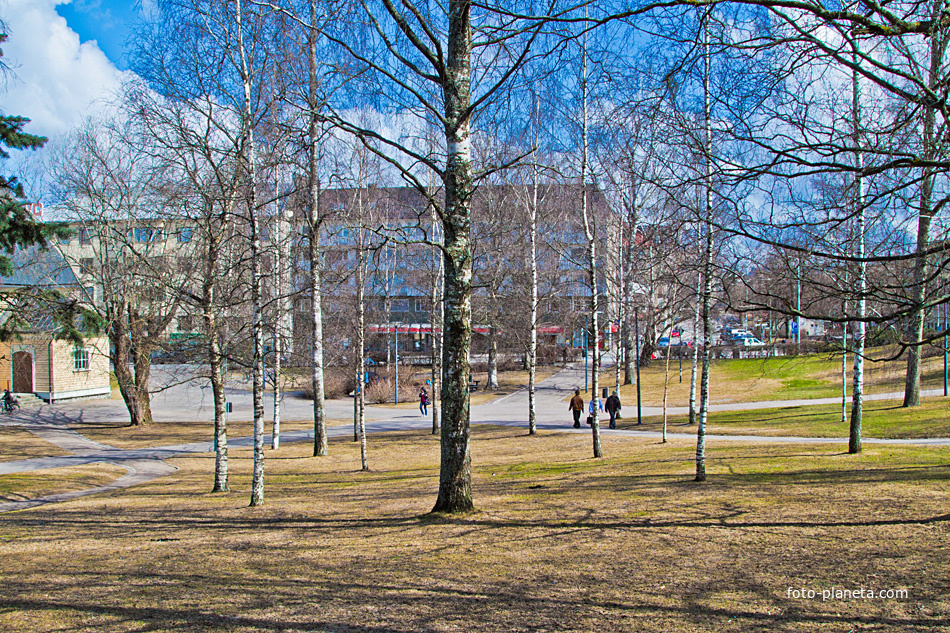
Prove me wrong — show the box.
[66,417,351,450]
[0,463,128,502]
[0,426,947,632]
[0,426,70,462]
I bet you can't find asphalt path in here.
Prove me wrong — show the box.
[2,361,948,513]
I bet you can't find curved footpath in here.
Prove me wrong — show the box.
[2,363,948,513]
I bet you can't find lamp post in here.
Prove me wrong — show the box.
[584,323,589,393]
[944,302,948,397]
[394,324,400,404]
[634,311,642,425]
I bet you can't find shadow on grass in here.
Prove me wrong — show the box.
[0,576,943,632]
[10,498,950,535]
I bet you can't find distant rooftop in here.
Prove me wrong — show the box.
[0,244,79,288]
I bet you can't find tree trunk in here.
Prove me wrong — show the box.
[850,43,866,453]
[129,315,154,428]
[109,309,143,426]
[623,179,638,386]
[209,328,228,492]
[430,205,442,435]
[236,0,264,507]
[432,0,474,514]
[202,218,228,492]
[614,214,624,391]
[356,221,369,471]
[696,8,713,483]
[579,26,602,459]
[903,9,944,408]
[309,0,328,457]
[487,323,499,389]
[688,273,701,425]
[528,156,539,436]
[841,317,847,426]
[272,171,289,451]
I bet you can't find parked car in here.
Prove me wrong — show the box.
[737,337,765,347]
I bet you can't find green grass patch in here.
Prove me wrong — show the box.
[625,396,950,438]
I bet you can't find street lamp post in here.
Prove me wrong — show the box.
[944,302,948,397]
[634,311,642,425]
[584,324,589,393]
[394,325,400,404]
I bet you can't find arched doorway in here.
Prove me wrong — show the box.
[12,351,33,393]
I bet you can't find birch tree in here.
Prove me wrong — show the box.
[313,0,565,513]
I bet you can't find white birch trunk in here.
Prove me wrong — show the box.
[623,193,638,385]
[850,42,867,453]
[688,272,701,425]
[528,141,539,436]
[430,204,442,435]
[487,324,499,389]
[205,220,228,492]
[356,200,368,471]
[579,25,602,459]
[237,0,265,507]
[696,8,713,482]
[309,0,328,456]
[841,314,847,426]
[271,167,284,451]
[615,216,623,391]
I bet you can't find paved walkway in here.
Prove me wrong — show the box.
[1,363,948,513]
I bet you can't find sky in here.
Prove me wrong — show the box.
[0,0,134,149]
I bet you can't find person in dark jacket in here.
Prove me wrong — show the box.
[605,391,622,429]
[569,390,584,428]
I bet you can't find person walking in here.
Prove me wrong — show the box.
[419,387,429,416]
[605,390,622,429]
[569,390,584,428]
[588,395,604,425]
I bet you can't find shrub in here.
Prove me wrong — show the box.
[366,379,392,404]
[299,369,357,400]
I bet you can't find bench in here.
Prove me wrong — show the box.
[468,380,480,392]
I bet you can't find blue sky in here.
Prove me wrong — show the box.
[54,0,136,70]
[0,0,135,190]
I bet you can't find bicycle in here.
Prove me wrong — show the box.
[1,399,20,414]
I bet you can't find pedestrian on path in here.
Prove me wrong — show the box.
[419,388,429,416]
[588,396,604,425]
[569,390,584,428]
[605,391,622,429]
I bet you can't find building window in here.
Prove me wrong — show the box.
[392,298,410,312]
[79,228,91,244]
[130,227,162,243]
[80,257,95,274]
[178,227,193,243]
[73,347,90,372]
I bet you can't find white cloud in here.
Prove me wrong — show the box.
[0,0,127,138]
